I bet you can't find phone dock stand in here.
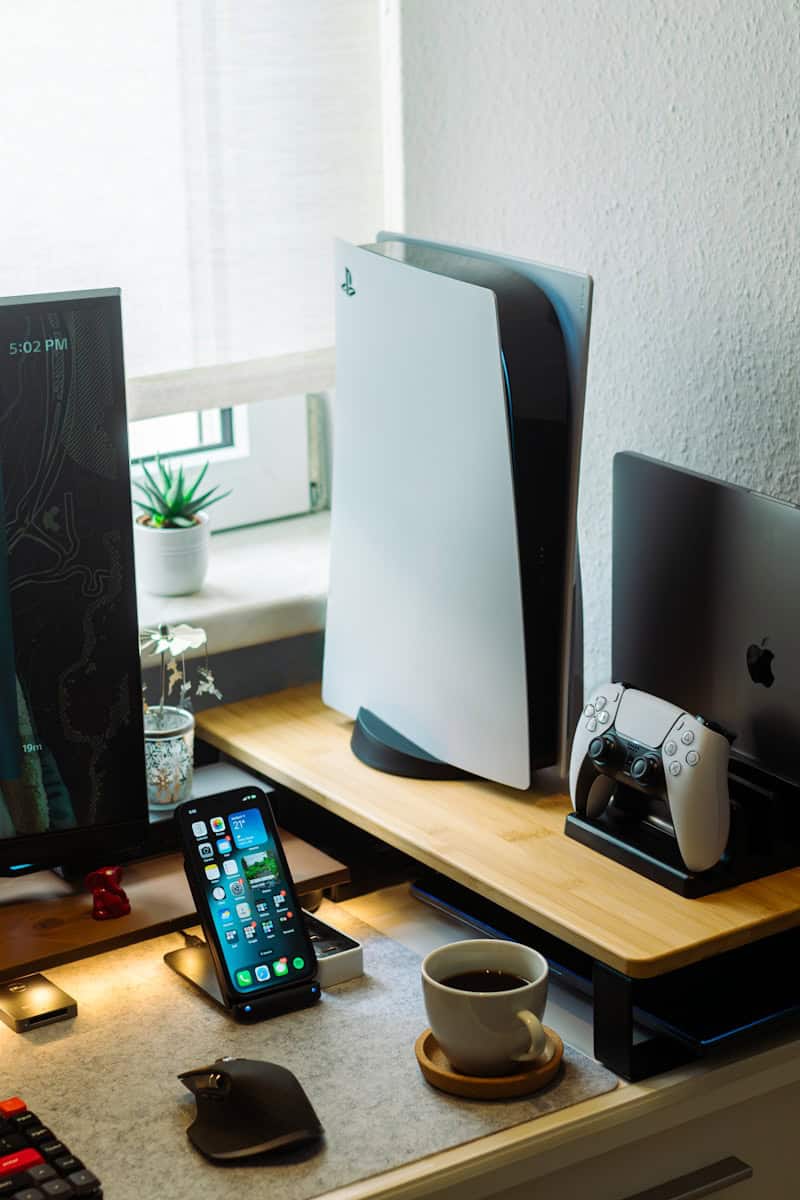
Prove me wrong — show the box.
[164,911,362,1020]
[164,940,225,1004]
[164,938,321,1022]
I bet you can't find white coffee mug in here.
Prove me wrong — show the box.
[422,939,549,1076]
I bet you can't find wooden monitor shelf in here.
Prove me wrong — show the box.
[0,832,349,983]
[196,685,800,980]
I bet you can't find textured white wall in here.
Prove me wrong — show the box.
[398,0,800,692]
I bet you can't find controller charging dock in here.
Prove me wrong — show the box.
[565,760,800,897]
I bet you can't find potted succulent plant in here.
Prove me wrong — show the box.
[133,458,230,596]
[140,622,223,810]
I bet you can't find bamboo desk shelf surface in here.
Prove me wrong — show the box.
[196,685,800,979]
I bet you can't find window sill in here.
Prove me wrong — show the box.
[136,511,330,655]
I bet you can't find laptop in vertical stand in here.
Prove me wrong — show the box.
[612,451,800,794]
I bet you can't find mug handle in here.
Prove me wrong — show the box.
[511,1009,547,1062]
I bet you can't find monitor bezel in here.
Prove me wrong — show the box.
[0,287,149,874]
[0,815,148,875]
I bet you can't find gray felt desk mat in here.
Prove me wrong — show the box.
[4,908,617,1200]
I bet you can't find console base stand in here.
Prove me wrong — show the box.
[351,708,471,780]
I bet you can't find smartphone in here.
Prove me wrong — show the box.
[176,786,318,1015]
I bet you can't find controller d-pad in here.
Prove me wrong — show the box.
[584,704,595,717]
[597,710,609,724]
[595,696,607,710]
[586,717,597,732]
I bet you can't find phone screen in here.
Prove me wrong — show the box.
[180,789,316,996]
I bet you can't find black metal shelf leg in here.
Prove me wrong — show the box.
[593,962,694,1081]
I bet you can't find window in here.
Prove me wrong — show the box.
[129,410,234,464]
[1,2,386,529]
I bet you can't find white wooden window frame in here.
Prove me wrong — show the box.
[127,347,334,532]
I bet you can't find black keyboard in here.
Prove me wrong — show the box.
[0,1097,101,1199]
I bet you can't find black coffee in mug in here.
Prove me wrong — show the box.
[441,969,530,993]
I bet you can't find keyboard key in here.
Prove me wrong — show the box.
[41,1181,74,1197]
[0,1150,44,1179]
[50,1162,80,1179]
[10,1190,44,1200]
[0,1102,26,1120]
[0,1176,27,1197]
[22,1134,50,1147]
[10,1117,37,1132]
[0,1140,26,1156]
[25,1169,56,1186]
[37,1147,64,1164]
[66,1171,99,1196]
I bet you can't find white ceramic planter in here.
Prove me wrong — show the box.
[134,511,210,596]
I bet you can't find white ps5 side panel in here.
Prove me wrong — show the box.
[377,232,593,777]
[322,240,531,788]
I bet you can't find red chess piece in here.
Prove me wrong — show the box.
[85,865,131,921]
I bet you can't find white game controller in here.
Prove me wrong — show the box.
[569,683,732,873]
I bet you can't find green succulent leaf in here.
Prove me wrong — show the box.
[187,487,231,514]
[138,480,160,503]
[183,486,218,510]
[184,461,209,503]
[133,500,160,518]
[157,456,172,490]
[150,491,171,515]
[166,477,180,509]
[140,462,161,496]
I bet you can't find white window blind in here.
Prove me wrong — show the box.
[0,0,383,400]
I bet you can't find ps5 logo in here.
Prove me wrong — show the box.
[340,267,356,297]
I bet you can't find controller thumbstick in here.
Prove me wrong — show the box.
[630,755,659,782]
[695,715,737,744]
[589,735,616,764]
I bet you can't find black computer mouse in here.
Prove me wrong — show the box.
[179,1057,324,1161]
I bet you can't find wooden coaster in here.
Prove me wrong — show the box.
[414,1026,564,1099]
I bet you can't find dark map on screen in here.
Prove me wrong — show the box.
[0,294,143,841]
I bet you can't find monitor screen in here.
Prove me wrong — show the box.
[0,290,146,864]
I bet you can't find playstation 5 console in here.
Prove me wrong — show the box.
[323,235,593,788]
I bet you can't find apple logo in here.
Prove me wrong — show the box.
[746,638,775,688]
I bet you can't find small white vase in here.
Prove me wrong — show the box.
[134,511,210,596]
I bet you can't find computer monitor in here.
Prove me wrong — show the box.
[323,234,593,788]
[0,289,148,874]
